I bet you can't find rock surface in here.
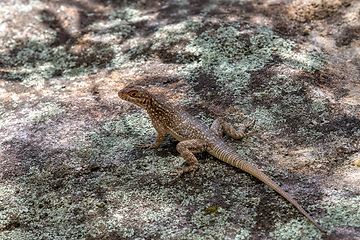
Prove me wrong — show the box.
[0,0,360,239]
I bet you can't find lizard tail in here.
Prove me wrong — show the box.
[211,143,326,232]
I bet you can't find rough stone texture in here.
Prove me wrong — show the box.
[0,0,360,239]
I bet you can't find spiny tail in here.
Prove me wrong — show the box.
[212,144,325,232]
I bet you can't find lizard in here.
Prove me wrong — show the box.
[118,84,326,232]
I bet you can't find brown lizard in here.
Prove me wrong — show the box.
[118,84,325,232]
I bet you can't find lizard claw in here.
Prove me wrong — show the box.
[135,142,157,149]
[135,143,149,148]
[241,120,256,137]
[190,170,196,178]
[246,120,256,128]
[167,166,198,183]
[242,119,255,130]
[167,169,184,183]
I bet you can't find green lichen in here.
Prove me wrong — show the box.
[0,33,105,87]
[1,109,266,239]
[270,219,321,239]
[151,20,203,49]
[270,196,360,239]
[297,127,325,141]
[28,103,64,122]
[236,71,332,140]
[0,1,346,239]
[0,99,347,240]
[321,196,360,228]
[247,106,286,131]
[84,7,152,71]
[108,7,148,23]
[89,8,139,39]
[190,206,253,239]
[0,5,148,86]
[0,167,90,239]
[0,113,157,239]
[181,25,324,95]
[311,99,330,119]
[71,112,155,169]
[0,105,13,121]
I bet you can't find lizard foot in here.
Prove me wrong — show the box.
[134,134,161,149]
[135,143,150,148]
[240,120,257,137]
[167,166,198,183]
[167,169,184,183]
[135,142,158,149]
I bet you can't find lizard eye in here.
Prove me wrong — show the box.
[128,90,138,97]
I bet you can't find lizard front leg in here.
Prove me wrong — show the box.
[210,117,254,139]
[169,139,207,182]
[136,116,166,149]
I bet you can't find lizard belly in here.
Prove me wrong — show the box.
[166,126,188,141]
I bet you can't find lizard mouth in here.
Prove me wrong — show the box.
[118,91,125,99]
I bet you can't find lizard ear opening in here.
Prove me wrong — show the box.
[128,90,139,98]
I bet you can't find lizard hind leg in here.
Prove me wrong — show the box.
[169,139,207,182]
[210,117,255,139]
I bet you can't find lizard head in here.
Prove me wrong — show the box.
[118,85,153,110]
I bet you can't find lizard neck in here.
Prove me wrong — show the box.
[146,95,177,122]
